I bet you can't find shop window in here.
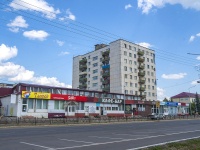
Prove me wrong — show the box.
[54,101,64,110]
[138,104,145,111]
[28,99,34,109]
[36,100,48,109]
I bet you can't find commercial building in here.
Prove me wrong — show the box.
[0,83,189,118]
[171,92,199,104]
[73,39,157,101]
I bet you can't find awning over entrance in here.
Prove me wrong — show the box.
[64,101,78,107]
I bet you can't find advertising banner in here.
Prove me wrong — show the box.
[22,91,50,99]
[51,94,87,102]
[98,98,124,104]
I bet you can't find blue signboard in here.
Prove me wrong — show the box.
[166,102,178,106]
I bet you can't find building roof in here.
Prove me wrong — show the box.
[171,92,200,99]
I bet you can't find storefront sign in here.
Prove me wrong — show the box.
[51,94,87,102]
[22,91,50,99]
[99,98,124,104]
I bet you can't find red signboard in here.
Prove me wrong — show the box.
[51,94,87,102]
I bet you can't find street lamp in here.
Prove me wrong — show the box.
[188,85,196,115]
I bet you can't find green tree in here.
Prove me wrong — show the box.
[195,92,200,114]
[163,98,168,102]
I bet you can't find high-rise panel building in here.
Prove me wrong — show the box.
[72,39,157,101]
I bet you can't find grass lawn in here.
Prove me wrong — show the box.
[143,138,200,150]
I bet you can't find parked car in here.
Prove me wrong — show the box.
[148,114,164,120]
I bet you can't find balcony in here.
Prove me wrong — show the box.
[79,65,87,71]
[138,71,145,77]
[138,79,145,84]
[102,86,110,92]
[79,77,87,83]
[102,57,110,64]
[138,65,145,70]
[102,72,110,78]
[137,51,144,56]
[102,51,110,57]
[79,84,87,89]
[102,79,109,85]
[139,87,145,91]
[138,57,144,63]
[79,58,87,64]
[102,64,110,69]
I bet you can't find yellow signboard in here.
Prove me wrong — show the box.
[156,101,160,108]
[22,91,50,99]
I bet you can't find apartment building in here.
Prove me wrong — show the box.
[72,39,157,101]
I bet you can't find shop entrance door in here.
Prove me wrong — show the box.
[66,105,76,116]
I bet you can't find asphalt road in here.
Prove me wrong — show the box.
[1,119,200,150]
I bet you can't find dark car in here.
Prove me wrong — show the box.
[148,114,164,120]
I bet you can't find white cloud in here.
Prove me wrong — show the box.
[56,40,64,46]
[7,16,28,33]
[191,79,200,85]
[138,0,200,14]
[197,56,200,60]
[59,9,76,21]
[189,35,195,42]
[0,44,70,87]
[138,42,152,48]
[23,30,49,41]
[196,33,200,37]
[59,51,70,56]
[125,4,132,10]
[9,0,60,19]
[157,87,169,101]
[162,73,187,79]
[0,44,17,62]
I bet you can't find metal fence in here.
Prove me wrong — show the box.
[0,115,199,127]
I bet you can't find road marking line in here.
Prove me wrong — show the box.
[113,133,148,136]
[89,136,123,140]
[55,130,200,149]
[126,136,200,150]
[20,142,54,149]
[59,139,94,144]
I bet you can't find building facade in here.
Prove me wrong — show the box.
[0,83,189,118]
[171,92,199,104]
[73,39,157,101]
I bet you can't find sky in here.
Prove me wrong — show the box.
[0,0,200,100]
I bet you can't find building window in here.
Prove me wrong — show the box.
[93,63,98,67]
[37,100,48,109]
[135,83,137,88]
[125,82,128,86]
[129,45,132,50]
[124,74,127,78]
[130,90,133,94]
[129,60,132,64]
[124,59,127,63]
[147,65,150,69]
[151,72,154,76]
[134,61,137,65]
[124,43,127,48]
[93,76,98,80]
[152,86,154,90]
[124,51,127,56]
[148,85,150,89]
[124,66,127,71]
[93,69,98,74]
[134,54,136,58]
[93,56,98,61]
[92,83,98,87]
[28,99,34,109]
[147,58,149,62]
[88,68,90,71]
[130,67,132,72]
[130,75,132,79]
[54,101,64,110]
[88,62,90,65]
[134,68,137,73]
[88,55,90,59]
[134,76,137,80]
[138,104,145,111]
[130,83,133,87]
[129,53,132,57]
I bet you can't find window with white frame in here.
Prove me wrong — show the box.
[93,69,98,74]
[93,56,98,61]
[93,63,98,67]
[93,76,98,80]
[138,104,145,111]
[36,100,48,109]
[92,83,98,87]
[54,100,64,110]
